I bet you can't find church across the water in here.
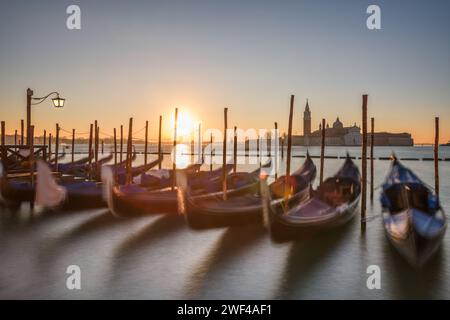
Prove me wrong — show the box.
[292,100,414,146]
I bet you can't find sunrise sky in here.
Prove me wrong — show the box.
[1,0,449,143]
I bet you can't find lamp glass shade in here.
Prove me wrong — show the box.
[52,97,65,108]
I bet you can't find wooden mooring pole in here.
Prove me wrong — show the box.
[29,126,35,186]
[158,116,162,169]
[20,119,24,146]
[258,134,262,168]
[48,134,52,162]
[72,129,75,164]
[370,117,374,203]
[29,125,35,210]
[210,133,213,173]
[233,126,237,173]
[172,109,178,190]
[88,124,93,179]
[434,117,439,198]
[274,122,278,179]
[120,125,123,163]
[55,123,60,172]
[361,94,368,231]
[95,126,100,179]
[320,118,326,186]
[43,130,47,160]
[126,118,133,184]
[222,108,229,200]
[14,130,17,153]
[284,95,294,201]
[94,121,99,166]
[113,128,117,166]
[144,120,149,165]
[1,121,6,167]
[198,122,202,164]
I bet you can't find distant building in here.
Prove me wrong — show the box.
[303,99,311,136]
[292,100,414,146]
[371,132,414,146]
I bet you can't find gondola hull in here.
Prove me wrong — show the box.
[110,178,260,218]
[380,158,447,267]
[267,194,359,242]
[184,186,311,229]
[264,155,361,242]
[61,182,106,210]
[383,208,446,268]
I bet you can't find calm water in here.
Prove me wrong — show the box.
[1,146,450,299]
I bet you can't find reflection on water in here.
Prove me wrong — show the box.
[275,223,353,299]
[1,149,450,299]
[185,225,267,299]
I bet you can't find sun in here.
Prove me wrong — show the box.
[176,110,196,137]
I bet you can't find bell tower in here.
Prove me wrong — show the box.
[303,99,311,136]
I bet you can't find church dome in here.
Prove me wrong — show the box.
[333,117,343,129]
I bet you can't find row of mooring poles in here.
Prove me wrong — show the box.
[0,116,172,182]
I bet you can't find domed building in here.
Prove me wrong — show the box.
[293,101,362,146]
[333,117,343,129]
[292,102,413,146]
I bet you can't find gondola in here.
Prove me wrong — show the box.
[263,154,361,242]
[106,162,267,217]
[381,156,447,267]
[181,154,316,229]
[58,156,163,210]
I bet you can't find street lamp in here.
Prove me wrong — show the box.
[26,88,65,145]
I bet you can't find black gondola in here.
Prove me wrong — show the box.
[263,154,361,242]
[381,157,447,267]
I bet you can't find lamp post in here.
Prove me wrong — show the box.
[26,88,65,146]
